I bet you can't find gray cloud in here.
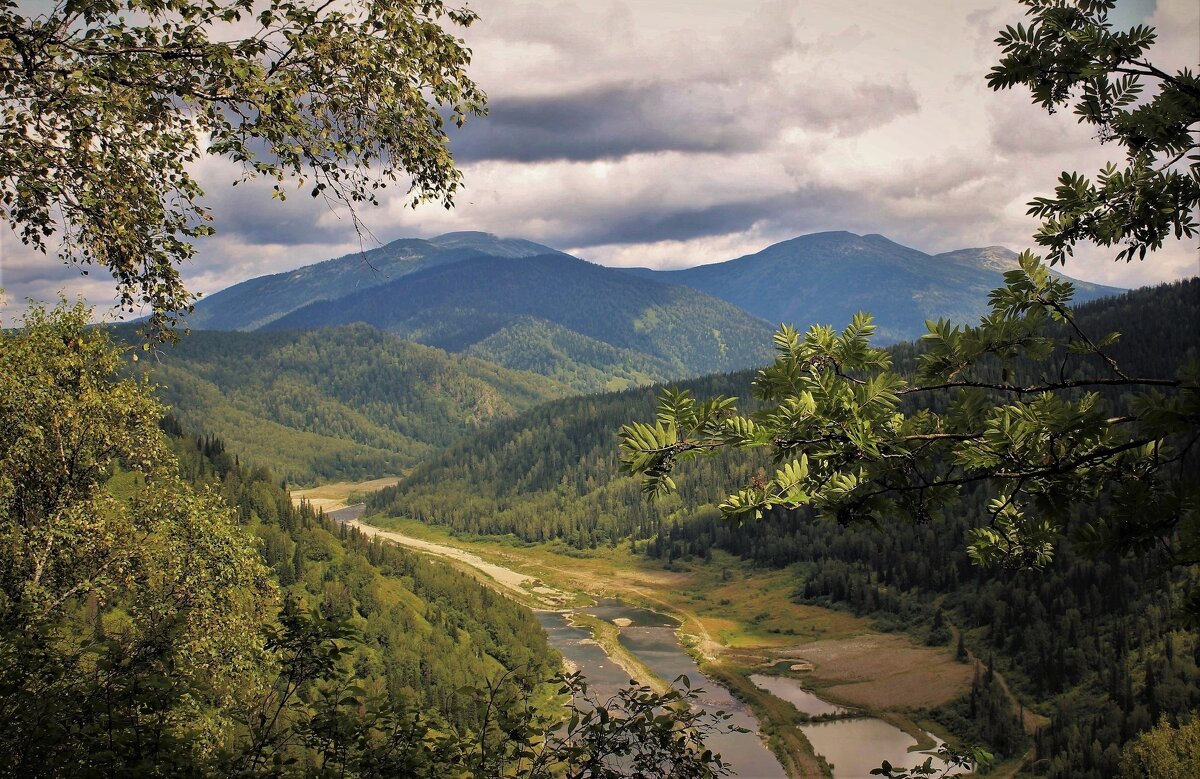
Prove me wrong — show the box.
[564,198,783,247]
[791,81,921,136]
[0,254,79,287]
[530,183,865,251]
[199,169,359,247]
[4,0,1192,319]
[449,83,767,163]
[987,100,1093,157]
[447,76,919,164]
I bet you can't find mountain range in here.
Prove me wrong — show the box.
[620,232,1122,343]
[189,230,1122,372]
[158,229,1125,472]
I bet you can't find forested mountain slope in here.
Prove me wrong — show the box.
[368,278,1199,778]
[463,317,673,393]
[168,423,561,766]
[623,232,1122,343]
[120,324,569,482]
[186,231,558,331]
[2,303,569,777]
[263,251,777,388]
[372,279,1197,547]
[188,229,1120,391]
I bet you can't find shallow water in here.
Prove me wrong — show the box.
[748,674,850,717]
[582,598,679,628]
[536,611,632,704]
[585,602,789,779]
[748,673,961,778]
[799,717,953,779]
[555,600,960,778]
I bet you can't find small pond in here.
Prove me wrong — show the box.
[800,717,957,779]
[750,673,964,778]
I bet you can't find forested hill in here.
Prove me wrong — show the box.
[622,232,1122,343]
[186,229,1121,393]
[368,278,1199,778]
[186,231,559,331]
[118,324,570,482]
[369,278,1197,547]
[262,251,777,389]
[155,421,561,773]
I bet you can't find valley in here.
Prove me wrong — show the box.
[294,480,978,777]
[172,277,1197,778]
[6,1,1198,776]
[252,278,1198,778]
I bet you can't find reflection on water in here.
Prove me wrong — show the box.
[748,673,962,778]
[800,717,958,779]
[591,602,787,779]
[583,598,679,628]
[541,599,961,779]
[535,611,631,704]
[748,674,850,718]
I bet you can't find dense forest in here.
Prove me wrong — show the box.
[169,420,561,726]
[2,304,572,776]
[1,303,734,777]
[3,412,564,775]
[262,251,775,381]
[464,316,677,393]
[369,279,1200,776]
[117,324,569,482]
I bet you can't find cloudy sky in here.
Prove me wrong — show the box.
[2,0,1198,321]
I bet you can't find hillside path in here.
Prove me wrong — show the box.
[341,514,572,608]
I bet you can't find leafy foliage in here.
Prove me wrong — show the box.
[987,0,1199,265]
[1117,715,1200,779]
[0,301,276,773]
[870,744,992,778]
[619,0,1200,585]
[0,0,484,334]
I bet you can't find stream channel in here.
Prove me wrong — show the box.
[338,510,957,778]
[541,601,958,778]
[538,600,785,779]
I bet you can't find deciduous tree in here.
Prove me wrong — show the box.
[0,300,277,773]
[0,0,484,335]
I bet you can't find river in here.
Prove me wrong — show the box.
[548,600,787,778]
[338,509,959,778]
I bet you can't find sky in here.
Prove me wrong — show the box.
[2,0,1198,322]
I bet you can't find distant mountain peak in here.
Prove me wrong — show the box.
[186,230,561,331]
[432,230,498,240]
[425,231,559,258]
[621,230,1123,343]
[935,246,1021,274]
